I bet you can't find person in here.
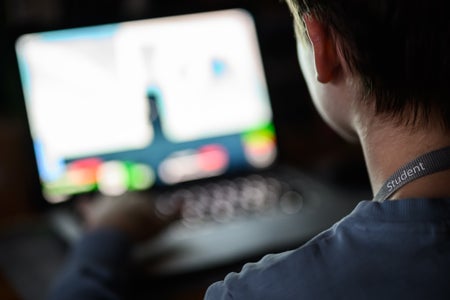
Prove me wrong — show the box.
[48,0,450,299]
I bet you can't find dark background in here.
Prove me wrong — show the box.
[0,0,369,298]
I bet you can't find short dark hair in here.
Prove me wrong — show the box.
[285,0,450,129]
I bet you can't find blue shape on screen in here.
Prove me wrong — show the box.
[39,24,119,42]
[34,141,65,182]
[16,55,31,101]
[212,59,227,77]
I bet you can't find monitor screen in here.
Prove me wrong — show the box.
[15,9,276,203]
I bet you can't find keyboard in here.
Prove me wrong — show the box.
[47,166,364,275]
[154,174,304,228]
[131,167,363,275]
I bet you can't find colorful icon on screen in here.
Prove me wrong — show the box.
[212,58,228,77]
[97,161,156,196]
[43,158,103,203]
[197,144,229,172]
[128,163,155,191]
[96,161,129,196]
[242,124,277,168]
[158,145,229,185]
[67,158,102,186]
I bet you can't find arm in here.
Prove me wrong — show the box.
[48,229,132,300]
[47,194,179,300]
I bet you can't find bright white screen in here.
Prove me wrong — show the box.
[16,9,274,189]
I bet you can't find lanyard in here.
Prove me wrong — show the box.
[373,146,450,202]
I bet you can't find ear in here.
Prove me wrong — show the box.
[303,15,340,83]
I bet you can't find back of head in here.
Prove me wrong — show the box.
[285,0,450,130]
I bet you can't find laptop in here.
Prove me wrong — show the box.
[15,9,360,275]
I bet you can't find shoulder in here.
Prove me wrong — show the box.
[204,227,338,300]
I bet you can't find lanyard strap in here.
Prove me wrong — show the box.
[373,146,450,202]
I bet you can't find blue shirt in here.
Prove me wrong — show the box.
[206,198,450,299]
[49,198,450,299]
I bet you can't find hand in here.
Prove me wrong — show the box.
[77,192,180,243]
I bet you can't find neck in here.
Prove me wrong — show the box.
[357,120,450,200]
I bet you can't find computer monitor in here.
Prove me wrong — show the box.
[15,9,277,204]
